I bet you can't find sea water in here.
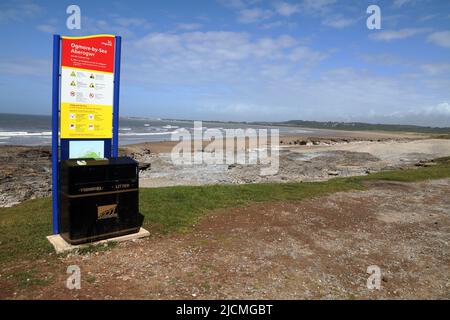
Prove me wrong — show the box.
[0,113,317,146]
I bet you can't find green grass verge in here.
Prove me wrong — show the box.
[139,177,362,233]
[1,157,450,266]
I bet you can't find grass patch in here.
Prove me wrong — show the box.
[7,269,52,289]
[0,197,53,264]
[1,157,450,266]
[139,177,362,233]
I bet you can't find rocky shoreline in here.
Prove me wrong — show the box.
[0,146,52,207]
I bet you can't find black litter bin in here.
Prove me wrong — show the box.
[60,157,140,244]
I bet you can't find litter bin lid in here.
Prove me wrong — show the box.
[61,157,137,167]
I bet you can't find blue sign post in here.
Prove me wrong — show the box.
[51,34,122,234]
[51,35,61,235]
[112,36,121,157]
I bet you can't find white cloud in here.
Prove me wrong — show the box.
[113,17,151,29]
[373,102,450,127]
[322,15,358,28]
[274,2,300,17]
[419,14,438,22]
[419,102,450,116]
[218,0,247,10]
[176,23,203,31]
[238,8,273,23]
[125,30,450,125]
[393,0,415,8]
[261,20,297,29]
[392,0,433,11]
[0,0,41,23]
[301,0,337,14]
[420,63,450,75]
[218,0,274,23]
[125,30,333,99]
[288,46,328,64]
[133,32,301,65]
[36,18,58,34]
[261,20,284,29]
[189,67,445,123]
[0,58,49,76]
[197,102,276,116]
[427,31,450,48]
[361,53,409,66]
[36,24,57,34]
[381,14,406,28]
[347,102,450,127]
[34,14,151,36]
[369,28,431,41]
[220,0,338,25]
[221,0,303,24]
[75,15,151,38]
[297,1,357,29]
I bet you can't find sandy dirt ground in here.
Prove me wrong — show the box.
[288,139,450,166]
[135,138,450,188]
[1,178,449,299]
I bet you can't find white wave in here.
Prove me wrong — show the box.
[0,131,52,137]
[144,124,150,127]
[119,130,179,136]
[291,129,312,133]
[120,128,132,131]
[163,125,179,129]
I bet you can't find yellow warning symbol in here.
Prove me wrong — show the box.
[70,71,76,77]
[90,74,95,79]
[70,81,76,86]
[89,83,95,88]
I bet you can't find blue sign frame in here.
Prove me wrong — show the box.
[51,34,122,234]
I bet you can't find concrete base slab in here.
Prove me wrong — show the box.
[46,228,150,254]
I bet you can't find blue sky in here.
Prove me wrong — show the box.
[0,0,449,126]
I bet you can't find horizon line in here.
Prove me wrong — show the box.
[0,112,449,130]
